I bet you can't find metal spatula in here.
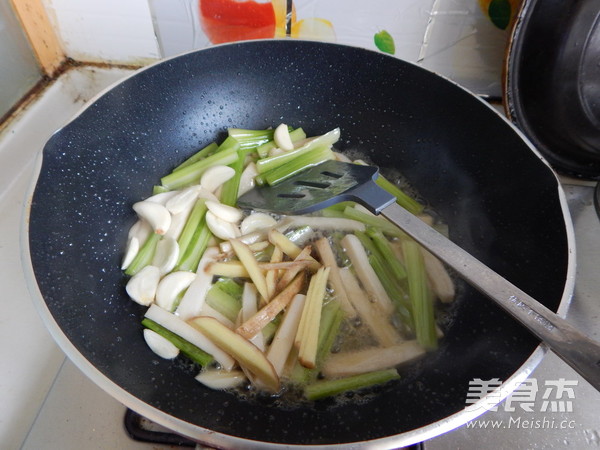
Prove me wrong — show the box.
[238,159,600,391]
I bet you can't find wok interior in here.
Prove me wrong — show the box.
[29,41,569,445]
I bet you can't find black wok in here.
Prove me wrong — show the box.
[25,41,573,448]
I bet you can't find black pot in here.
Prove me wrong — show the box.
[25,41,573,448]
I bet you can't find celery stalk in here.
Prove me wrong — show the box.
[256,128,307,158]
[176,198,207,263]
[402,239,438,350]
[366,228,407,279]
[172,142,218,172]
[176,219,212,272]
[142,318,213,366]
[206,285,241,323]
[258,147,334,186]
[255,128,340,174]
[219,154,244,206]
[124,233,161,276]
[160,144,239,190]
[228,128,274,152]
[375,176,424,215]
[213,278,243,300]
[305,369,400,400]
[342,206,403,238]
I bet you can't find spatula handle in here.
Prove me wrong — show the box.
[380,201,600,392]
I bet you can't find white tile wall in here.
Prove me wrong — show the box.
[43,0,160,65]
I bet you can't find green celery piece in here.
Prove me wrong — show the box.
[172,142,218,172]
[141,318,213,366]
[342,206,403,238]
[255,128,340,174]
[366,228,407,279]
[213,278,243,301]
[152,185,169,195]
[176,198,207,264]
[322,201,356,213]
[259,147,334,186]
[228,128,274,152]
[176,218,212,272]
[315,300,343,368]
[402,239,438,350]
[375,176,424,216]
[124,233,161,276]
[305,369,400,401]
[219,153,244,206]
[160,142,239,190]
[205,285,241,323]
[256,128,306,158]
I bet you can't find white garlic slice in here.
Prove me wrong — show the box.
[133,201,172,235]
[237,162,258,197]
[205,200,243,223]
[126,265,160,306]
[121,236,140,270]
[274,123,294,151]
[240,213,277,235]
[143,329,179,359]
[146,190,179,205]
[165,185,206,215]
[155,270,196,311]
[152,236,180,275]
[200,165,236,193]
[205,211,240,240]
[128,219,152,243]
[267,147,286,157]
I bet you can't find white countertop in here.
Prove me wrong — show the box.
[3,65,600,450]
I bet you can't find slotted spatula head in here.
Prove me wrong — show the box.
[237,160,396,215]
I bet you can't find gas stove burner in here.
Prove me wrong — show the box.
[124,409,197,447]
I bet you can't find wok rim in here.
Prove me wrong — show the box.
[21,40,577,448]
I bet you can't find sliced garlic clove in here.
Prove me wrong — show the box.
[126,265,161,306]
[200,165,236,193]
[143,328,180,359]
[196,186,219,202]
[240,213,277,235]
[155,270,196,311]
[133,201,172,235]
[166,186,201,215]
[164,210,189,241]
[267,147,286,157]
[206,200,243,223]
[274,123,294,151]
[121,236,140,270]
[206,211,240,240]
[237,162,258,197]
[152,236,180,275]
[146,190,179,205]
[128,219,152,242]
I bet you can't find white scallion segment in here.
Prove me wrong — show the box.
[166,185,202,215]
[126,265,161,306]
[206,211,240,240]
[145,304,235,370]
[274,123,294,151]
[241,283,264,351]
[237,162,258,197]
[333,151,352,163]
[121,236,139,270]
[143,328,180,359]
[132,201,172,235]
[266,293,306,376]
[200,165,236,193]
[341,234,395,315]
[152,236,180,275]
[146,190,179,205]
[195,369,247,390]
[281,216,366,232]
[240,213,277,235]
[175,247,220,320]
[155,271,196,311]
[128,219,152,243]
[206,200,243,224]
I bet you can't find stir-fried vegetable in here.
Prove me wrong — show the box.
[121,125,455,402]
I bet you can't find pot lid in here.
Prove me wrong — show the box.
[504,0,600,179]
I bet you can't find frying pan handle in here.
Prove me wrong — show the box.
[380,201,600,392]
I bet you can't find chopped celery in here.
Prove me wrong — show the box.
[142,318,213,366]
[219,154,244,206]
[124,233,161,276]
[176,219,212,272]
[402,239,438,350]
[152,185,169,195]
[375,176,424,215]
[342,206,403,238]
[176,198,207,263]
[366,228,407,279]
[160,143,239,190]
[305,369,400,401]
[228,128,274,152]
[213,278,243,300]
[206,284,241,323]
[172,142,218,172]
[316,300,343,367]
[255,128,340,174]
[257,146,334,186]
